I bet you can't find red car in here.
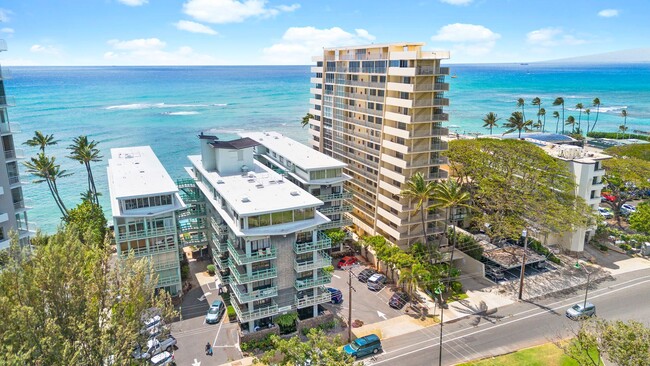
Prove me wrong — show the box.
[601,193,616,202]
[337,256,358,269]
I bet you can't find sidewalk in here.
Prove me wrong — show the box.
[218,357,255,366]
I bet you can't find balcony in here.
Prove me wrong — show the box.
[414,83,450,92]
[8,175,24,186]
[0,96,15,107]
[231,301,278,323]
[179,232,208,246]
[180,191,203,203]
[177,220,206,233]
[13,199,33,212]
[176,178,197,189]
[4,149,25,161]
[215,268,230,285]
[412,113,449,123]
[294,231,332,254]
[410,127,449,138]
[228,261,278,284]
[121,243,178,258]
[413,98,450,108]
[116,226,177,241]
[316,192,353,202]
[294,252,332,272]
[231,284,278,304]
[228,240,277,265]
[0,122,20,135]
[154,258,180,272]
[295,273,333,291]
[177,206,206,219]
[295,287,332,309]
[318,204,353,215]
[210,233,227,253]
[410,141,449,153]
[429,170,449,180]
[318,218,354,230]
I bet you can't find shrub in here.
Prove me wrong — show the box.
[587,131,650,141]
[598,244,609,251]
[275,312,298,334]
[619,243,632,251]
[450,281,463,294]
[180,263,190,281]
[240,335,274,353]
[221,291,231,305]
[227,305,236,321]
[206,264,216,275]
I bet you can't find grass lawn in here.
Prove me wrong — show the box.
[448,292,469,303]
[457,342,602,366]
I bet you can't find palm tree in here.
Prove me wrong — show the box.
[67,136,103,205]
[553,97,565,134]
[618,124,629,139]
[584,108,591,134]
[400,172,435,247]
[301,113,314,128]
[22,153,72,218]
[517,98,526,122]
[565,116,576,133]
[539,108,547,132]
[620,109,628,139]
[590,98,601,133]
[23,131,58,152]
[531,97,541,130]
[502,111,533,138]
[575,103,584,135]
[482,112,500,135]
[552,111,560,133]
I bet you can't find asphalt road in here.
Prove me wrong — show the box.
[363,268,650,366]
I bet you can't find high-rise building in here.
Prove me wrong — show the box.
[185,134,333,332]
[107,146,186,295]
[308,43,451,248]
[0,39,34,249]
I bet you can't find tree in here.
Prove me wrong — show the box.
[538,107,546,132]
[590,98,601,133]
[257,328,355,366]
[502,111,532,138]
[0,227,176,365]
[552,111,561,133]
[629,202,650,235]
[584,108,591,134]
[531,97,542,130]
[445,139,592,241]
[324,229,346,251]
[517,98,526,122]
[23,131,58,152]
[602,157,650,225]
[67,136,103,205]
[22,153,71,218]
[565,115,576,133]
[558,319,650,366]
[481,112,500,135]
[301,113,314,128]
[618,124,629,139]
[575,103,584,134]
[619,109,628,139]
[553,97,565,134]
[605,143,650,161]
[65,200,108,245]
[401,172,436,247]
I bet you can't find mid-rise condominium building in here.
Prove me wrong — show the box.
[107,146,186,295]
[308,43,451,248]
[0,39,33,249]
[184,133,333,332]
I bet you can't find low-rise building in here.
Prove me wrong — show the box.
[107,146,186,295]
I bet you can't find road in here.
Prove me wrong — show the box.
[364,268,650,366]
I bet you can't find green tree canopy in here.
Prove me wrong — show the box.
[257,328,354,365]
[0,228,175,365]
[605,143,650,162]
[629,202,650,235]
[65,200,108,245]
[445,138,593,240]
[602,157,650,224]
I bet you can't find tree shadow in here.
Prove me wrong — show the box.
[452,300,505,326]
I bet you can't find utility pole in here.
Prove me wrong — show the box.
[518,228,528,301]
[575,261,592,308]
[347,268,357,343]
[437,290,445,366]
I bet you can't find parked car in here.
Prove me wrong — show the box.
[598,207,613,219]
[566,302,596,320]
[357,268,377,283]
[621,204,636,216]
[485,268,506,283]
[388,291,410,309]
[367,274,387,291]
[149,351,175,366]
[343,334,382,358]
[327,287,343,304]
[141,313,164,338]
[337,256,358,269]
[205,300,225,324]
[133,335,177,360]
[601,193,616,202]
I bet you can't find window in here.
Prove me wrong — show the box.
[272,211,293,225]
[294,208,315,221]
[248,216,259,228]
[296,231,312,243]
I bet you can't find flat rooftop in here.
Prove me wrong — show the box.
[239,131,346,171]
[482,246,546,270]
[323,42,425,51]
[108,146,178,199]
[527,138,611,162]
[188,155,323,216]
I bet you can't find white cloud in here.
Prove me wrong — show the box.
[1,27,14,34]
[182,0,299,24]
[105,37,218,65]
[30,44,60,55]
[526,27,586,47]
[262,26,376,64]
[440,0,472,5]
[117,0,148,6]
[0,8,12,22]
[430,23,500,57]
[597,9,619,18]
[174,20,218,35]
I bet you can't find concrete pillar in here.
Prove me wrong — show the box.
[312,304,318,317]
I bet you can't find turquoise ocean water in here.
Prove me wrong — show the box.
[4,63,650,233]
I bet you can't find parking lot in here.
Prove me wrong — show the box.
[324,256,414,327]
[170,281,242,366]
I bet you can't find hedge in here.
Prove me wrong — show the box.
[587,131,650,141]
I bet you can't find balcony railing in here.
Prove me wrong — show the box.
[318,218,354,230]
[228,261,278,284]
[214,269,230,285]
[121,243,178,258]
[295,287,332,308]
[429,171,449,180]
[176,178,198,189]
[13,199,33,210]
[0,122,20,135]
[231,284,278,304]
[231,301,278,323]
[154,259,180,272]
[7,175,23,185]
[177,207,206,219]
[116,226,177,241]
[177,220,206,233]
[414,83,450,92]
[316,192,353,202]
[294,252,332,272]
[211,233,227,253]
[413,98,450,108]
[294,232,332,254]
[180,191,203,203]
[295,273,332,291]
[4,149,24,160]
[228,240,277,265]
[0,96,15,107]
[179,232,207,246]
[412,113,449,122]
[318,204,353,215]
[410,141,449,153]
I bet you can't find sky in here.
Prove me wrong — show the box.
[0,0,648,66]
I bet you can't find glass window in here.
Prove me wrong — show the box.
[248,216,259,228]
[259,214,271,226]
[272,211,293,225]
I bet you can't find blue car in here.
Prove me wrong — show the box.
[343,334,382,358]
[326,287,343,304]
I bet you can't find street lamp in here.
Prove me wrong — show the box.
[575,261,592,308]
[518,228,528,301]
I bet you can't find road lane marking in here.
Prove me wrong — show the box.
[213,317,225,347]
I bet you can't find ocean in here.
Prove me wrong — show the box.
[4,63,650,233]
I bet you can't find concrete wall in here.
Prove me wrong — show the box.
[239,325,280,344]
[455,253,485,278]
[215,147,255,176]
[297,309,334,334]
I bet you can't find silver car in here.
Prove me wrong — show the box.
[566,302,596,320]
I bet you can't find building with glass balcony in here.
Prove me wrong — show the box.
[308,43,451,248]
[107,146,186,295]
[239,132,352,243]
[0,39,34,250]
[185,133,333,332]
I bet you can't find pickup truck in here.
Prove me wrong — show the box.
[133,335,177,360]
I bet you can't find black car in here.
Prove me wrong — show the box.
[327,287,343,304]
[388,291,410,309]
[357,269,377,283]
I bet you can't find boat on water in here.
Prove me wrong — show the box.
[451,74,458,78]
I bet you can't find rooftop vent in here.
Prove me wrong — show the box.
[241,197,251,203]
[217,180,225,184]
[290,191,300,196]
[248,179,256,183]
[256,184,264,189]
